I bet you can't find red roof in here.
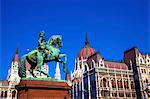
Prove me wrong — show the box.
[0,80,9,86]
[104,61,128,70]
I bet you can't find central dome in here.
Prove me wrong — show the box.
[78,33,97,60]
[78,47,96,59]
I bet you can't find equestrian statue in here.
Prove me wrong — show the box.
[18,31,68,78]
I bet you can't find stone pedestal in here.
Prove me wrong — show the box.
[16,80,71,99]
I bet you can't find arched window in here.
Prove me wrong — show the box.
[144,69,146,73]
[74,84,76,98]
[4,91,7,98]
[131,81,134,89]
[84,65,87,71]
[141,69,143,73]
[103,78,106,87]
[91,61,94,68]
[117,80,121,88]
[140,59,142,63]
[107,80,109,87]
[100,80,103,87]
[124,80,128,89]
[1,91,3,98]
[145,79,148,83]
[75,62,78,70]
[120,80,123,88]
[89,61,94,69]
[80,64,82,69]
[112,80,116,88]
[12,90,16,98]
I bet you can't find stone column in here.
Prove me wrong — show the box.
[76,83,78,98]
[72,83,74,99]
[99,74,101,97]
[15,90,17,99]
[115,70,119,98]
[88,72,91,99]
[81,77,84,99]
[121,70,126,98]
[127,71,132,98]
[95,72,98,98]
[109,77,112,97]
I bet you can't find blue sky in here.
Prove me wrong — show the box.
[0,0,149,80]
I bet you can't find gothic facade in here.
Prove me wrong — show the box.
[0,49,20,99]
[71,34,150,99]
[124,47,150,98]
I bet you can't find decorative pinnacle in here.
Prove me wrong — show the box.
[85,32,90,47]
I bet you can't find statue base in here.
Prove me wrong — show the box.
[16,79,71,99]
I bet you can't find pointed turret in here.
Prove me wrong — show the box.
[7,48,21,84]
[54,62,61,80]
[85,32,90,47]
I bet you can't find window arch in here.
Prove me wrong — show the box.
[102,78,107,87]
[147,59,149,62]
[124,80,129,89]
[79,63,82,69]
[145,79,148,83]
[131,81,134,89]
[111,80,116,88]
[12,90,16,98]
[140,59,142,63]
[85,63,89,71]
[84,65,87,71]
[4,91,7,98]
[91,61,94,68]
[1,91,3,98]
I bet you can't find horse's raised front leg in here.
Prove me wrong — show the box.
[58,54,68,74]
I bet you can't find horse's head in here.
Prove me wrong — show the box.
[48,35,63,48]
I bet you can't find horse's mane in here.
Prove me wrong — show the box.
[47,35,63,48]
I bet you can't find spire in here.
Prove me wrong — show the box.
[85,32,90,47]
[16,47,18,54]
[14,48,19,62]
[54,62,61,80]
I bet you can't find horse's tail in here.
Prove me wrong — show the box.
[19,56,26,78]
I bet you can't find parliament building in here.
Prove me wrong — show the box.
[71,33,150,99]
